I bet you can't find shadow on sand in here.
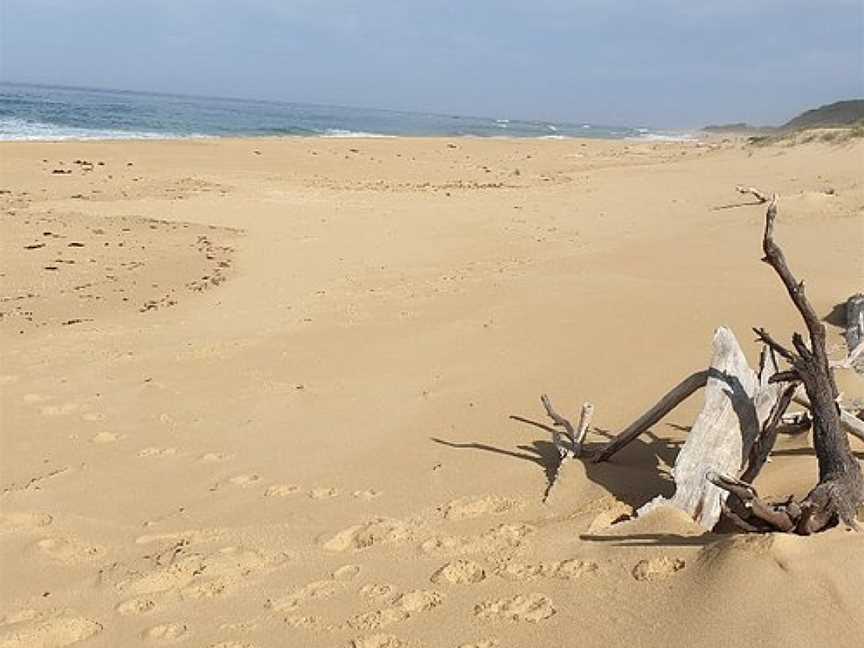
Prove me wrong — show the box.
[432,416,686,511]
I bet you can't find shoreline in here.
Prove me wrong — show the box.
[0,130,701,144]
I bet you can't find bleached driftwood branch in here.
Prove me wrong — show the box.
[736,185,770,203]
[539,396,593,502]
[592,371,708,463]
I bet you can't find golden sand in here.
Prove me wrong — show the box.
[1,136,862,647]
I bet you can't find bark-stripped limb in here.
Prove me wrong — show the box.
[540,397,593,502]
[592,371,708,463]
[707,471,796,532]
[736,185,770,203]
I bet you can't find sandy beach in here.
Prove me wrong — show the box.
[1,135,863,648]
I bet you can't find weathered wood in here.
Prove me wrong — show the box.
[638,327,781,529]
[736,185,769,203]
[574,402,594,456]
[741,382,798,483]
[540,394,575,458]
[845,293,864,351]
[716,195,864,533]
[793,393,864,442]
[838,293,864,374]
[707,471,796,532]
[592,371,708,463]
[540,398,593,503]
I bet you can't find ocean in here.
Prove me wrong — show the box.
[0,83,684,142]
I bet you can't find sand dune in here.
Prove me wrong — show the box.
[1,135,862,647]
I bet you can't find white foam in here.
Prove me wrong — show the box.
[321,128,395,138]
[0,117,202,141]
[630,131,697,142]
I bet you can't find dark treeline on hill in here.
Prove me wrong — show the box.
[704,99,864,133]
[780,99,864,130]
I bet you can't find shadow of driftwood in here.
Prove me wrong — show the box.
[435,363,780,515]
[433,413,679,509]
[578,532,715,547]
[772,446,864,460]
[711,200,767,211]
[824,301,848,328]
[431,436,563,488]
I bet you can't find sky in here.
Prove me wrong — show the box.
[1,0,862,128]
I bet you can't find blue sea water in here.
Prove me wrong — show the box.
[0,83,683,141]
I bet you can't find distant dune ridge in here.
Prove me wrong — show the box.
[703,98,864,134]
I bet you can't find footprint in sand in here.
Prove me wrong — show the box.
[0,511,53,533]
[113,543,289,605]
[135,528,223,545]
[211,474,260,491]
[458,641,499,648]
[346,590,443,631]
[631,557,685,581]
[0,610,103,648]
[351,635,403,648]
[141,622,189,642]
[33,536,106,563]
[359,583,397,602]
[267,579,342,612]
[40,402,80,417]
[419,523,536,557]
[332,564,362,581]
[81,411,106,422]
[495,558,598,581]
[115,596,159,616]
[431,559,487,585]
[323,518,413,552]
[308,487,339,499]
[282,615,332,630]
[228,474,260,487]
[264,484,300,497]
[198,452,233,464]
[474,593,556,623]
[442,495,521,520]
[139,447,178,457]
[91,431,123,444]
[352,489,382,500]
[393,590,443,613]
[346,608,409,632]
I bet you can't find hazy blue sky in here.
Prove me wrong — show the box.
[1,0,862,127]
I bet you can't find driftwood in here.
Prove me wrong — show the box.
[845,293,864,352]
[591,371,708,463]
[736,185,769,203]
[793,393,864,442]
[592,371,862,460]
[710,195,864,533]
[527,188,862,533]
[540,397,593,502]
[834,293,864,373]
[638,327,782,529]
